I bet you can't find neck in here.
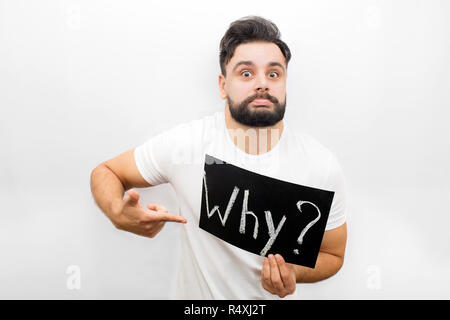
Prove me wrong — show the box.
[224,104,284,155]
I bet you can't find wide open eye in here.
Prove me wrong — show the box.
[269,71,279,78]
[241,71,252,77]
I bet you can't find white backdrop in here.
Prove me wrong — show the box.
[1,0,449,299]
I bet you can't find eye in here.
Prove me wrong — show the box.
[269,71,279,78]
[241,70,252,77]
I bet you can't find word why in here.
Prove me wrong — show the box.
[203,173,321,256]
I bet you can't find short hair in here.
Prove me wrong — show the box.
[219,15,292,76]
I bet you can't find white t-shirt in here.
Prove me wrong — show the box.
[134,110,347,300]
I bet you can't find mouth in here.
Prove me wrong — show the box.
[251,98,272,106]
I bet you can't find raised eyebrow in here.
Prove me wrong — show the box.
[268,62,285,72]
[232,61,285,73]
[232,60,254,73]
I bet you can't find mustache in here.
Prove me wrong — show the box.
[247,93,278,104]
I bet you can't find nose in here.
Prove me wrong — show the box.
[256,86,268,93]
[255,74,269,93]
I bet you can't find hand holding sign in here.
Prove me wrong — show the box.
[261,254,296,298]
[111,189,186,238]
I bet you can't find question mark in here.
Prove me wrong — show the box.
[293,200,321,255]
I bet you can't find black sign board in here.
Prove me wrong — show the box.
[199,154,335,268]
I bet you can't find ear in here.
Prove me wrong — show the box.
[218,74,227,100]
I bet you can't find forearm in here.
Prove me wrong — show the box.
[294,251,344,283]
[90,163,126,218]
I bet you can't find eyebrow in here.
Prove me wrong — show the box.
[232,60,286,73]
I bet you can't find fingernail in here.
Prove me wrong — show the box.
[275,254,282,262]
[268,254,274,262]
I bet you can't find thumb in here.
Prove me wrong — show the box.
[147,203,168,212]
[125,189,140,206]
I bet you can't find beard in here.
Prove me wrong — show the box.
[227,93,286,127]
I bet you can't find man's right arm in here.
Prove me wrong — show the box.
[90,148,151,217]
[90,148,186,238]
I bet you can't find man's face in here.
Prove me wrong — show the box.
[219,41,287,127]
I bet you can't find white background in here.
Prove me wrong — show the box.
[1,0,449,299]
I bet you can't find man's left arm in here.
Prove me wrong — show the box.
[261,222,347,297]
[293,222,347,282]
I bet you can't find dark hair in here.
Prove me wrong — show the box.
[219,15,291,76]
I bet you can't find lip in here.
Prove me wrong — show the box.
[251,99,272,105]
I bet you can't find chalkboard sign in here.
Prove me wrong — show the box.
[199,154,335,268]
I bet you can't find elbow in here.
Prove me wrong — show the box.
[102,162,129,190]
[90,162,106,182]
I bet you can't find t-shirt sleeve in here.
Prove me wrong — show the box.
[134,123,186,186]
[134,132,170,186]
[324,154,347,230]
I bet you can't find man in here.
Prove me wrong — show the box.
[90,16,347,299]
